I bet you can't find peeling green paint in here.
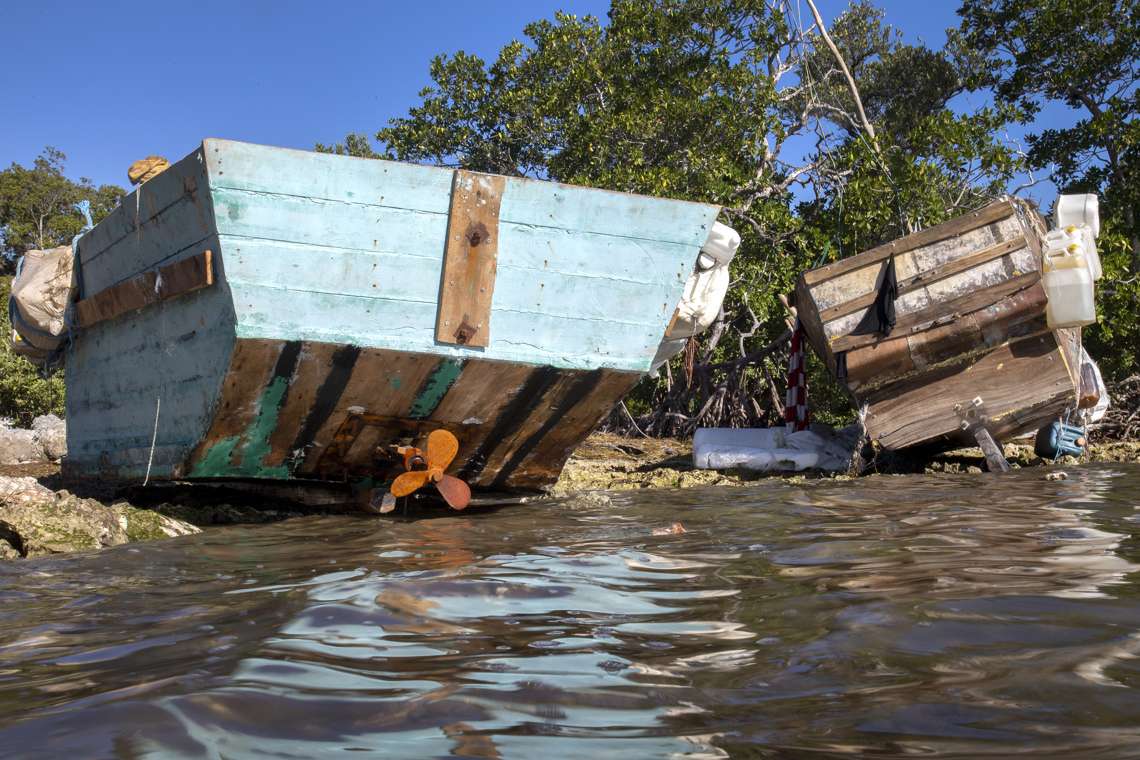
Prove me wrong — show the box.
[189,436,241,477]
[408,359,463,419]
[188,375,292,479]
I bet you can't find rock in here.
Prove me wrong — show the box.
[0,539,20,560]
[31,415,66,461]
[1045,471,1069,481]
[0,425,48,464]
[0,476,200,559]
[111,503,201,541]
[0,477,126,556]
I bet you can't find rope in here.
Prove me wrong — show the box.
[143,396,161,486]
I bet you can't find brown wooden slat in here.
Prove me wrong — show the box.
[843,283,1049,391]
[76,250,214,328]
[429,359,535,474]
[436,170,506,347]
[473,370,587,488]
[262,342,342,468]
[506,370,642,489]
[187,339,283,465]
[818,237,1027,323]
[802,200,1014,286]
[299,350,441,477]
[794,276,835,369]
[828,271,1040,354]
[863,332,1075,449]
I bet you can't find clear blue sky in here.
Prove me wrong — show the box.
[0,0,1059,200]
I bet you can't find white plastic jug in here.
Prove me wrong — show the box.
[1042,233,1096,328]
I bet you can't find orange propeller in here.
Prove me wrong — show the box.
[386,429,471,510]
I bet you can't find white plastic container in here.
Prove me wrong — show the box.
[1041,235,1096,328]
[1055,194,1100,238]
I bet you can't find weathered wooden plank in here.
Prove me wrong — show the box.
[828,272,1041,354]
[206,138,720,246]
[425,359,535,476]
[500,174,719,247]
[973,426,1011,472]
[821,229,1034,340]
[219,235,683,324]
[470,369,588,488]
[863,332,1075,449]
[262,341,343,468]
[505,369,642,489]
[77,149,209,267]
[212,188,697,291]
[228,282,668,372]
[204,139,454,213]
[65,279,237,481]
[843,283,1049,391]
[802,200,1015,286]
[436,171,505,347]
[76,250,214,328]
[809,216,1025,317]
[297,349,441,477]
[185,340,296,478]
[818,237,1027,323]
[444,175,511,348]
[794,277,835,370]
[1055,327,1082,386]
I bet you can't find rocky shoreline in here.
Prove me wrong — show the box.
[3,422,1139,559]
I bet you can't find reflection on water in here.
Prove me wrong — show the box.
[2,465,1140,757]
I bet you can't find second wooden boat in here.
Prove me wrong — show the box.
[794,198,1090,453]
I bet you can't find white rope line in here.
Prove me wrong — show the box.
[143,396,160,487]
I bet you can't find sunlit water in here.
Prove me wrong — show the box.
[3,464,1140,758]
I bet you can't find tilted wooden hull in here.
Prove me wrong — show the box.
[63,140,719,490]
[795,199,1081,451]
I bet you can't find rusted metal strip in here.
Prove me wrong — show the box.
[436,170,506,348]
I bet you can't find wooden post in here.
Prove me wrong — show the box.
[972,426,1011,473]
[957,396,1011,473]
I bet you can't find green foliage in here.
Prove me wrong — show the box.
[0,276,64,426]
[958,0,1139,379]
[0,148,122,423]
[0,147,124,272]
[321,0,1114,431]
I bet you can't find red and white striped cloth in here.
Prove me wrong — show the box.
[784,318,810,432]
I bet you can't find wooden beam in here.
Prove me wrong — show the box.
[827,271,1040,354]
[818,236,1027,323]
[802,200,1014,286]
[436,170,506,348]
[76,249,214,329]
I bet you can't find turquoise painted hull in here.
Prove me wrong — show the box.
[64,140,720,488]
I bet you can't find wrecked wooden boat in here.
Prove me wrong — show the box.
[62,139,737,496]
[794,197,1098,454]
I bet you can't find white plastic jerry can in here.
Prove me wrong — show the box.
[1041,229,1097,328]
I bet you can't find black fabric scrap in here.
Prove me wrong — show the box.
[851,256,898,337]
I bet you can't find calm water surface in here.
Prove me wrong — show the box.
[3,465,1140,758]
